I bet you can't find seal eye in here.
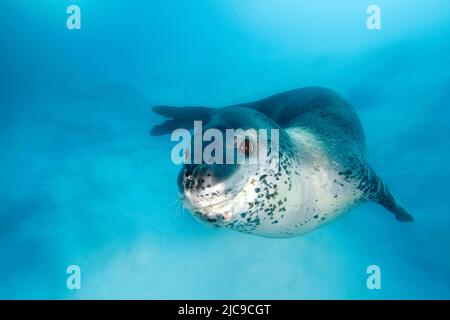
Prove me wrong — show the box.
[239,138,254,155]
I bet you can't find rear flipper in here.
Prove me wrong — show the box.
[374,187,414,222]
[364,167,414,222]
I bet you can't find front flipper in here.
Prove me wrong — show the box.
[150,105,216,135]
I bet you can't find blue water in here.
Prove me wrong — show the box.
[0,0,449,299]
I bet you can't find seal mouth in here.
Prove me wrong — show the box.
[192,197,233,210]
[183,189,237,212]
[182,194,235,224]
[181,178,250,223]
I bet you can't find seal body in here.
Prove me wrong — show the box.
[152,87,413,238]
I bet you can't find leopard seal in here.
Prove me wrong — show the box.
[151,87,413,238]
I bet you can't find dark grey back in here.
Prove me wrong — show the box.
[237,87,366,160]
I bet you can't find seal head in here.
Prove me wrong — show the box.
[177,107,289,234]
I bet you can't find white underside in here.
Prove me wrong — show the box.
[251,128,361,238]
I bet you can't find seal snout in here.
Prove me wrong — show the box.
[177,161,245,227]
[179,164,215,192]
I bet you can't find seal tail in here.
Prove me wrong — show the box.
[150,105,215,135]
[364,167,414,222]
